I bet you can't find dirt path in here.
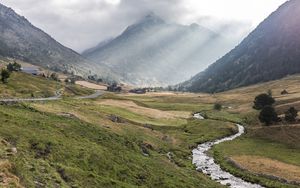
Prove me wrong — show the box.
[75,81,107,90]
[0,89,103,102]
[76,90,104,99]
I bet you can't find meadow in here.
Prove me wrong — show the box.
[1,71,300,187]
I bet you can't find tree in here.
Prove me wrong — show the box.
[7,62,21,72]
[1,69,10,83]
[50,73,59,81]
[267,89,272,97]
[284,107,298,122]
[214,103,222,111]
[253,93,275,110]
[259,106,278,126]
[281,89,289,95]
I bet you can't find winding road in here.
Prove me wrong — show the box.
[192,113,264,188]
[75,90,104,99]
[0,90,104,102]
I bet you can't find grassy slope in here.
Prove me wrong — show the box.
[3,70,300,187]
[0,101,235,188]
[0,72,61,98]
[0,75,240,187]
[0,72,94,98]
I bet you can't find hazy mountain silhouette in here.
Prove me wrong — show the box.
[83,13,234,86]
[180,0,300,93]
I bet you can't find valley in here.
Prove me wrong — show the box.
[0,0,300,187]
[0,65,300,187]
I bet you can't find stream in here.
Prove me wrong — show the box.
[192,113,264,188]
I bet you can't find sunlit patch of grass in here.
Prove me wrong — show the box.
[0,72,61,98]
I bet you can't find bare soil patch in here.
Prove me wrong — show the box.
[231,155,300,182]
[76,81,107,90]
[98,99,190,119]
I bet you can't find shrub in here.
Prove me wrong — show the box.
[50,73,59,81]
[281,89,289,95]
[267,89,272,97]
[253,93,275,110]
[214,103,222,111]
[7,62,21,72]
[259,106,278,126]
[1,69,10,83]
[284,107,298,122]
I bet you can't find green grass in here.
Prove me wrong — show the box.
[203,110,244,124]
[63,84,95,97]
[209,97,300,188]
[162,119,237,149]
[136,101,212,112]
[4,71,300,188]
[32,99,187,127]
[0,102,230,188]
[0,72,96,99]
[0,72,61,98]
[122,95,213,112]
[212,132,300,188]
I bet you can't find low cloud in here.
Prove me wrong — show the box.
[0,0,284,52]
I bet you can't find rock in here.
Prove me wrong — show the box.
[162,135,171,142]
[108,115,125,123]
[1,140,9,146]
[141,142,153,157]
[11,147,17,154]
[143,124,153,130]
[166,152,173,160]
[141,142,154,150]
[0,101,18,106]
[6,147,17,156]
[219,177,228,180]
[58,113,77,119]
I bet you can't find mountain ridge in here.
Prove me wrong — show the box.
[179,0,300,93]
[83,13,235,86]
[0,3,117,82]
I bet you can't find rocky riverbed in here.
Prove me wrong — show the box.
[192,113,264,188]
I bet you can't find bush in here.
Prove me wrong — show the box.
[284,107,298,122]
[253,94,275,110]
[214,103,222,111]
[281,89,289,95]
[267,89,272,97]
[259,106,278,126]
[50,73,59,81]
[7,62,21,72]
[1,69,10,83]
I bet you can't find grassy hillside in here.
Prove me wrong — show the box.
[0,72,241,188]
[1,70,300,187]
[0,72,61,98]
[0,96,238,187]
[0,71,94,98]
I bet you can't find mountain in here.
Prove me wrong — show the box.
[0,3,115,81]
[180,0,300,93]
[83,13,235,86]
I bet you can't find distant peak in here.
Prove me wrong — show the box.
[190,23,200,29]
[0,3,13,12]
[139,12,165,24]
[145,12,157,18]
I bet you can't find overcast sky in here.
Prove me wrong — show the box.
[1,0,287,52]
